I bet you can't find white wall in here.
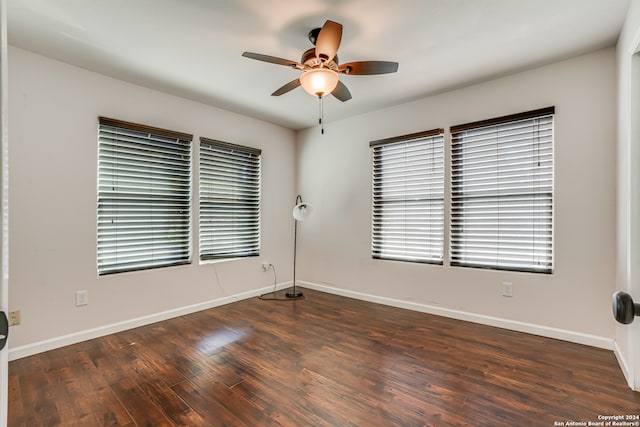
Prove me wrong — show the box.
[296,48,617,347]
[5,42,622,363]
[616,0,640,391]
[7,47,296,354]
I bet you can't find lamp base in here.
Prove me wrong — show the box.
[286,289,304,298]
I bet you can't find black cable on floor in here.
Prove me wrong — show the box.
[258,264,305,301]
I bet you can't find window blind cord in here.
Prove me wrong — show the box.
[533,121,537,264]
[114,128,119,266]
[496,127,500,266]
[536,119,541,167]
[148,134,154,262]
[535,119,540,264]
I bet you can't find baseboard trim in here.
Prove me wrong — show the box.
[10,280,614,361]
[8,282,292,361]
[613,339,634,389]
[299,281,613,350]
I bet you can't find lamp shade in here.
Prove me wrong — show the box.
[293,203,313,221]
[299,68,339,97]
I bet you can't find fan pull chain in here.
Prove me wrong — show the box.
[318,95,325,135]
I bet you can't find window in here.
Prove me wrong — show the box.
[97,117,192,275]
[450,107,554,273]
[370,129,445,263]
[199,138,261,260]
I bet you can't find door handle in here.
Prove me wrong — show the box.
[0,310,7,350]
[612,291,640,325]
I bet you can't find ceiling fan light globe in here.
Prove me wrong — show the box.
[300,69,339,97]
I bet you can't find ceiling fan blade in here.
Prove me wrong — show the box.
[331,80,352,102]
[271,78,301,96]
[315,20,342,62]
[339,61,399,75]
[242,52,301,68]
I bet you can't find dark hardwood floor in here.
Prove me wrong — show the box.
[8,288,640,426]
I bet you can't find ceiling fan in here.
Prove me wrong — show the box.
[242,20,399,102]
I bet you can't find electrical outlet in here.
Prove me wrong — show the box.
[261,262,272,272]
[75,290,89,306]
[502,282,513,297]
[8,310,20,326]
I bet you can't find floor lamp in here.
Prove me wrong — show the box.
[287,195,312,298]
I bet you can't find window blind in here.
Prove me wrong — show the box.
[97,117,192,275]
[199,138,261,260]
[371,129,445,263]
[450,107,554,273]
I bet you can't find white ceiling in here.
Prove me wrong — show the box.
[7,0,630,130]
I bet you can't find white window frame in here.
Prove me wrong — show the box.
[449,107,554,273]
[97,117,192,275]
[370,129,445,264]
[199,138,261,261]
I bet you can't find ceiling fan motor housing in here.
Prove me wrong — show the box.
[301,48,339,69]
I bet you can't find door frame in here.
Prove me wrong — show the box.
[632,48,640,393]
[0,0,9,424]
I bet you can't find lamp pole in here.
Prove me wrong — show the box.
[287,195,304,298]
